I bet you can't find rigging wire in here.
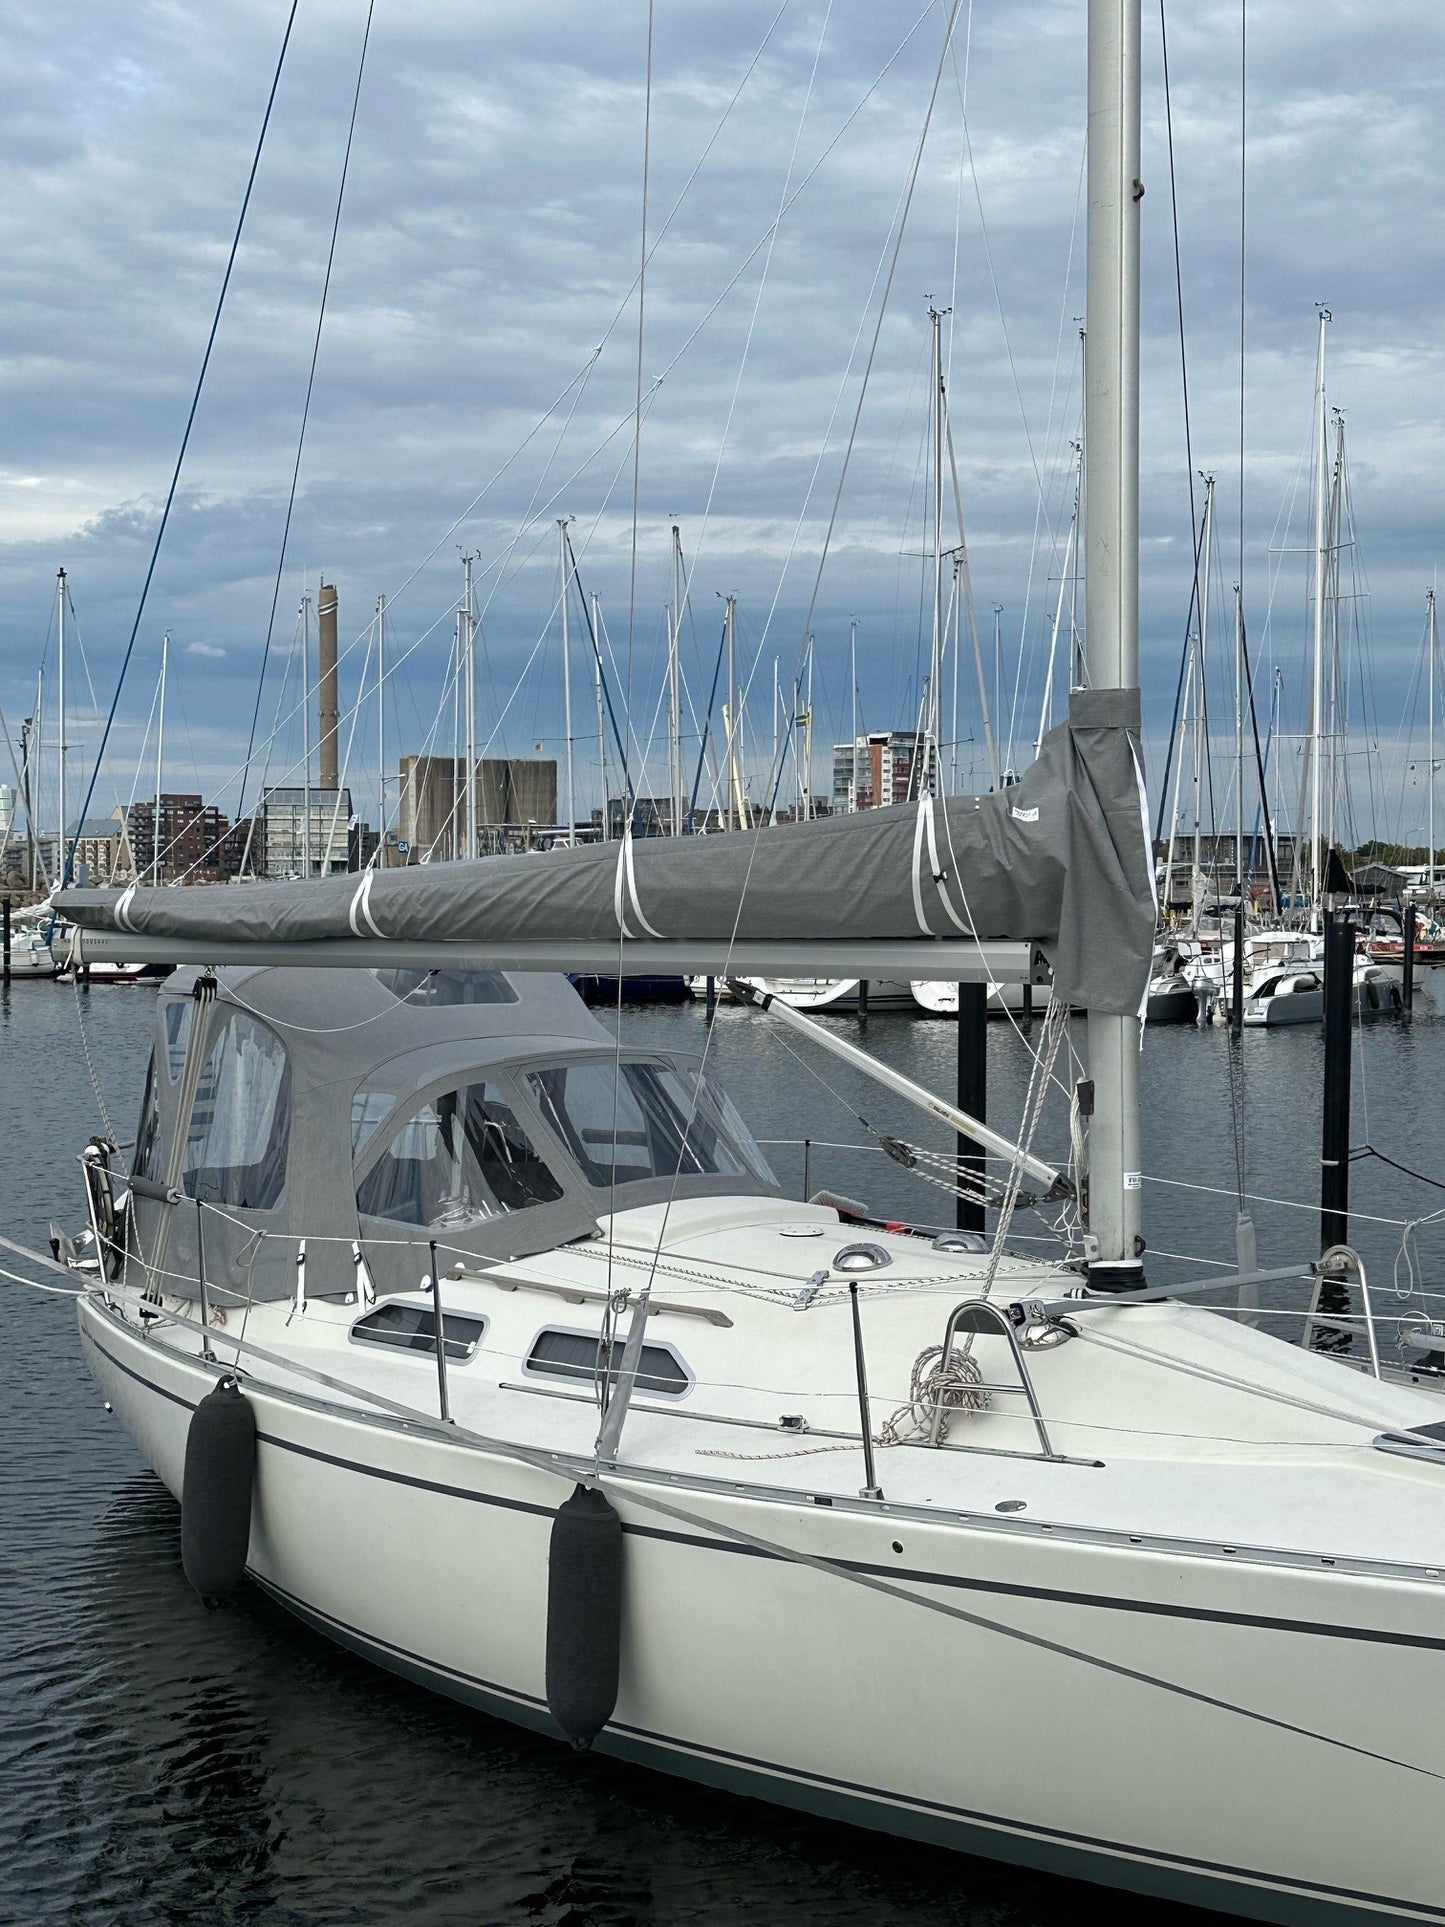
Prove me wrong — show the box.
[237,0,377,834]
[791,0,963,690]
[60,1,300,894]
[160,3,945,879]
[623,0,656,820]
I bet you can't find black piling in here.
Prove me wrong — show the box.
[955,982,987,1235]
[1403,902,1416,1015]
[1,896,9,987]
[1320,911,1355,1254]
[1231,899,1245,1032]
[704,975,717,1022]
[857,978,869,1019]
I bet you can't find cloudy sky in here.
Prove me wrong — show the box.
[4,0,1445,847]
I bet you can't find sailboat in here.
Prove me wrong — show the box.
[42,9,1445,1922]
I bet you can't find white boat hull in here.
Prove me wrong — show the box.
[728,976,916,1012]
[910,979,1038,1016]
[78,1294,1445,1925]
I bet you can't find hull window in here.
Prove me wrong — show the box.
[526,1327,689,1397]
[526,1059,774,1190]
[356,1082,563,1228]
[181,1012,292,1211]
[350,1302,485,1361]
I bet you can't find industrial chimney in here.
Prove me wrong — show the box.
[318,580,339,792]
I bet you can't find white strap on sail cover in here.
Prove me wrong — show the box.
[114,882,139,931]
[612,826,664,939]
[911,795,970,935]
[348,868,385,937]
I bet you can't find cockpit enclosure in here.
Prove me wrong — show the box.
[126,966,779,1307]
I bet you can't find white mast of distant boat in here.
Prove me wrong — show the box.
[552,527,575,848]
[929,305,946,785]
[1428,585,1437,899]
[374,593,386,866]
[463,551,479,859]
[669,524,685,838]
[153,631,168,886]
[1307,305,1331,928]
[592,591,608,838]
[1192,474,1214,925]
[56,568,68,885]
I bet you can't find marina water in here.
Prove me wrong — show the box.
[4,977,1443,1926]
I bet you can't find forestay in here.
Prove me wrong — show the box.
[58,692,1154,1017]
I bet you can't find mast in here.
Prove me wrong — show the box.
[451,603,462,860]
[1234,582,1246,908]
[929,306,946,752]
[463,553,477,861]
[803,632,815,817]
[556,523,575,848]
[669,524,684,837]
[1325,412,1345,872]
[1193,475,1214,921]
[20,707,37,894]
[592,591,607,838]
[771,657,780,816]
[724,594,741,830]
[948,563,961,793]
[1037,460,1079,758]
[1083,0,1143,1286]
[1161,634,1194,918]
[376,593,386,863]
[1430,587,1438,896]
[56,569,67,880]
[1308,306,1331,925]
[34,666,43,891]
[154,631,168,887]
[848,619,859,810]
[301,593,313,877]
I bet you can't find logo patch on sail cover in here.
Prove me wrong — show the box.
[1010,805,1039,823]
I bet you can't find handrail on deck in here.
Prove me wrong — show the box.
[931,1299,1055,1457]
[1302,1245,1381,1381]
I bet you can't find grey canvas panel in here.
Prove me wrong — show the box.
[61,697,1154,1017]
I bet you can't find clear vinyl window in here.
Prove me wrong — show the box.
[133,1051,160,1181]
[525,1059,774,1190]
[162,999,194,1081]
[355,1080,564,1229]
[350,1089,395,1155]
[180,1012,292,1211]
[372,968,517,1007]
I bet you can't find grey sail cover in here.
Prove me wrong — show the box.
[59,690,1155,1016]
